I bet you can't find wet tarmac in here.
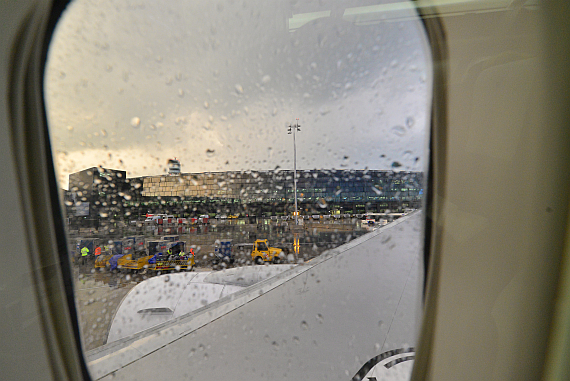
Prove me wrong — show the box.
[71,219,372,351]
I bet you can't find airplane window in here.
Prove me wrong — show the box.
[44,0,432,379]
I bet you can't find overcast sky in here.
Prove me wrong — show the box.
[45,0,432,188]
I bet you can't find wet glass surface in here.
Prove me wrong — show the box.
[45,0,431,375]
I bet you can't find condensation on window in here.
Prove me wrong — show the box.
[44,1,431,380]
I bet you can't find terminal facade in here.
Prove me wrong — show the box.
[65,167,423,228]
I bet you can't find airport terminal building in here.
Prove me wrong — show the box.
[66,167,423,226]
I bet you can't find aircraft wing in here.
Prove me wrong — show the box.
[87,211,423,381]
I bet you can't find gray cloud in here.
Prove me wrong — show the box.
[45,0,431,186]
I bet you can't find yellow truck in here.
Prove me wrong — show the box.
[251,239,283,264]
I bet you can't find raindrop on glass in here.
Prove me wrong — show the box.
[391,125,406,137]
[131,117,141,128]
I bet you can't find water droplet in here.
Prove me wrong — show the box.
[316,313,323,323]
[99,212,108,217]
[131,117,141,128]
[235,84,244,94]
[300,320,309,330]
[293,336,300,344]
[204,101,209,109]
[262,75,271,83]
[317,198,327,209]
[406,117,415,128]
[125,275,131,281]
[164,275,170,282]
[67,125,74,131]
[375,343,381,351]
[272,341,280,351]
[206,149,215,157]
[391,161,402,168]
[178,89,184,97]
[391,125,406,137]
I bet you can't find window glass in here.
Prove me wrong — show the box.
[45,0,431,379]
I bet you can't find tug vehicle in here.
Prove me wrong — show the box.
[251,239,283,265]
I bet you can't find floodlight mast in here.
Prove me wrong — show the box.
[287,119,301,225]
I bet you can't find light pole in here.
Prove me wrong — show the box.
[288,119,301,225]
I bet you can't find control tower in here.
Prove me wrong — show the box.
[167,158,181,175]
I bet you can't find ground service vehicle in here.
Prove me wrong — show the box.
[251,239,283,264]
[212,239,234,267]
[94,237,138,269]
[2,2,570,381]
[119,243,156,272]
[106,238,133,270]
[93,249,112,269]
[127,235,145,255]
[153,241,194,271]
[162,235,180,242]
[129,239,170,271]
